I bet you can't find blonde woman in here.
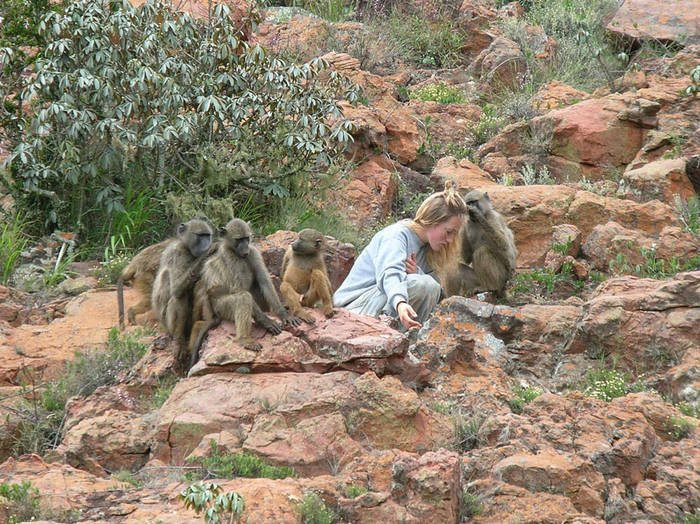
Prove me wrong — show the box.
[333,183,467,330]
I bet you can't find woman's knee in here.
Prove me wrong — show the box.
[407,274,441,300]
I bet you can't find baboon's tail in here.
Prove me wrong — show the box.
[117,279,125,329]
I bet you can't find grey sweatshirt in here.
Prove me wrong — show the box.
[333,220,437,313]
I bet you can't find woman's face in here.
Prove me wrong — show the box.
[425,215,463,251]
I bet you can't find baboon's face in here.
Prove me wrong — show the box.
[464,190,491,216]
[223,219,252,258]
[292,229,323,256]
[191,231,212,257]
[230,235,250,258]
[179,219,213,257]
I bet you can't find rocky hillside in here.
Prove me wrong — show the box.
[1,0,699,523]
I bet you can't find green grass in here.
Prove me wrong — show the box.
[676,401,699,418]
[675,195,700,235]
[111,470,143,487]
[145,375,178,410]
[0,480,79,523]
[499,0,624,93]
[186,441,296,480]
[0,211,30,285]
[458,486,484,521]
[508,384,542,414]
[298,492,336,524]
[511,263,584,299]
[0,481,41,524]
[344,484,368,498]
[471,105,506,146]
[665,416,697,441]
[368,8,466,68]
[11,328,151,456]
[452,411,485,452]
[610,248,700,279]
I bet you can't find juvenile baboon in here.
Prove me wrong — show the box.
[151,218,214,369]
[194,219,301,354]
[280,228,334,323]
[443,190,517,298]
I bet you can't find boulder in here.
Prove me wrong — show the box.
[151,370,451,467]
[568,272,700,373]
[606,0,700,45]
[190,308,410,377]
[620,158,697,203]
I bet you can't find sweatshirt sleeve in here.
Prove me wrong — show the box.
[374,234,411,313]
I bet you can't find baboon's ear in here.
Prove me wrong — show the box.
[177,223,187,235]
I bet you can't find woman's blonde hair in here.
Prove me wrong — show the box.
[410,181,467,271]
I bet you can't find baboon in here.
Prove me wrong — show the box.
[443,190,517,298]
[280,228,334,323]
[151,218,214,369]
[193,219,301,356]
[117,239,170,328]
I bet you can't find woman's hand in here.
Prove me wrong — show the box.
[405,252,417,274]
[397,301,421,330]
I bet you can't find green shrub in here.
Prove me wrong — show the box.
[515,0,622,92]
[375,9,466,68]
[0,480,78,523]
[344,484,368,498]
[584,367,628,402]
[0,0,59,145]
[508,384,542,414]
[683,65,700,97]
[551,237,573,255]
[298,492,336,524]
[519,163,554,185]
[458,486,484,521]
[180,482,245,524]
[5,0,358,243]
[666,416,697,441]
[684,509,700,524]
[409,83,466,104]
[303,0,354,22]
[187,441,296,480]
[146,375,178,410]
[511,263,584,300]
[111,470,143,488]
[0,481,41,524]
[676,401,699,419]
[11,328,151,456]
[471,105,506,145]
[0,211,30,285]
[95,251,131,287]
[675,195,700,235]
[428,401,454,416]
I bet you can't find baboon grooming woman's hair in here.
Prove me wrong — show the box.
[333,182,467,330]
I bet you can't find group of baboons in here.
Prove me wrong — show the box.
[117,218,335,373]
[116,189,516,374]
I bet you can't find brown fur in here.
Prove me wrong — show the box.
[151,218,214,371]
[443,190,517,298]
[117,239,172,328]
[280,229,334,323]
[191,219,301,360]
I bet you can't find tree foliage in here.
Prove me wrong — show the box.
[3,0,358,231]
